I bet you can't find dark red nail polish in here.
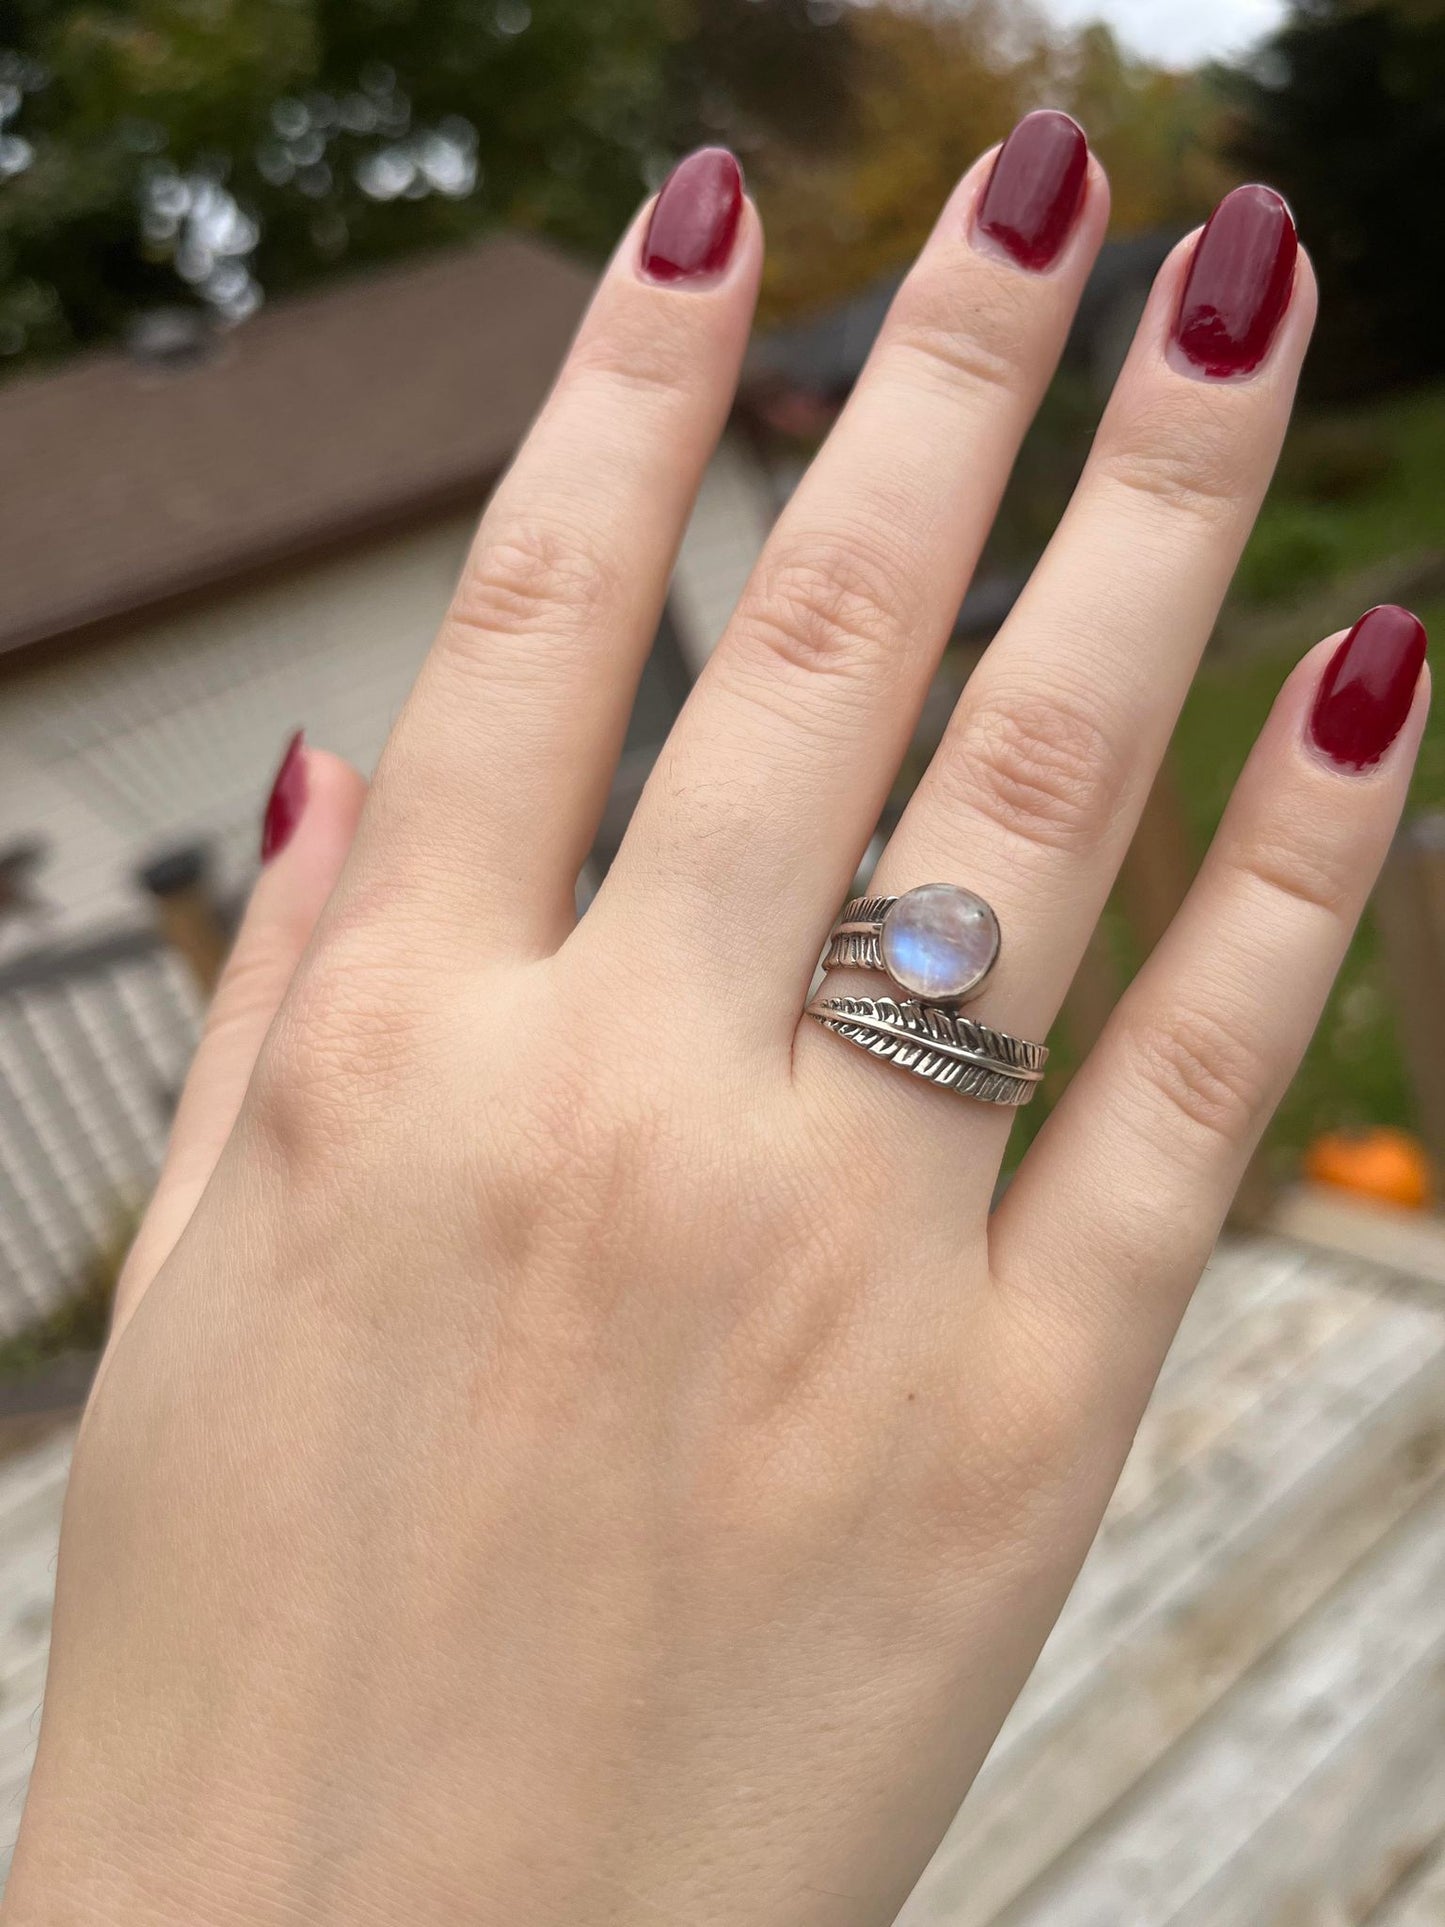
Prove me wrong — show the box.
[1309,606,1427,771]
[974,110,1088,272]
[1172,184,1297,378]
[640,148,743,285]
[260,731,307,862]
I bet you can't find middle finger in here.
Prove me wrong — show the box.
[594,113,1106,1018]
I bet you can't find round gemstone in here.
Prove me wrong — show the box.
[880,883,999,1001]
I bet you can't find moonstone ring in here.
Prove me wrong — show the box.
[821,885,1000,1001]
[810,883,1047,1107]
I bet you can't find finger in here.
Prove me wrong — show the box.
[110,737,366,1342]
[865,188,1314,1061]
[595,114,1107,1014]
[992,608,1428,1387]
[340,150,761,957]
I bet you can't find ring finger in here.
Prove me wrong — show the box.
[596,113,1108,1008]
[806,187,1316,1132]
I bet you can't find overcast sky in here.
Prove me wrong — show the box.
[1038,0,1289,66]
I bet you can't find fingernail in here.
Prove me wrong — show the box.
[1172,184,1297,379]
[974,110,1088,272]
[260,730,307,862]
[1309,606,1427,771]
[640,148,744,285]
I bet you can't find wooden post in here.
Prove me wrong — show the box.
[1229,1139,1284,1232]
[1375,816,1445,1178]
[1054,759,1197,1098]
[1061,918,1122,1064]
[137,845,229,997]
[1118,760,1196,957]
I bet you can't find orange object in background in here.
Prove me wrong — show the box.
[1304,1127,1433,1211]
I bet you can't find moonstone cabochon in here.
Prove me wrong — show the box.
[880,884,1000,1001]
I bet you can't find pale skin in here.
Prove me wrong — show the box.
[5,129,1429,1927]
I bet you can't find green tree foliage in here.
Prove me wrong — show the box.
[1218,0,1445,396]
[757,0,1053,319]
[0,0,854,373]
[756,4,1220,323]
[1067,24,1225,237]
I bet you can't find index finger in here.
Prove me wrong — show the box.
[334,152,762,959]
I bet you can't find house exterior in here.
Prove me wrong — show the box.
[0,233,776,951]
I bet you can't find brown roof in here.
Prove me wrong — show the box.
[0,234,596,657]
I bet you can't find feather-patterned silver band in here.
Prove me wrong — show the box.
[820,895,897,975]
[805,993,1046,1107]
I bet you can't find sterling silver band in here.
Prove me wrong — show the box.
[820,896,899,976]
[806,994,1046,1107]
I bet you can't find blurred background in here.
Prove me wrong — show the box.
[4,1,1445,1919]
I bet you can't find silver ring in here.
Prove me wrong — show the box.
[806,993,1045,1107]
[822,884,1000,1002]
[811,883,1046,1107]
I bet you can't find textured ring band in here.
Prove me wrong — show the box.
[812,882,1045,1106]
[820,897,898,974]
[806,993,1046,1107]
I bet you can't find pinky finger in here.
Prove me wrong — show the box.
[107,737,366,1347]
[992,607,1429,1377]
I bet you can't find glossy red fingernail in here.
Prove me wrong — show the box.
[1172,184,1297,379]
[260,730,307,862]
[1309,606,1427,771]
[640,148,743,285]
[974,110,1088,272]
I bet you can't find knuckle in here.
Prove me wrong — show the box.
[917,1342,1095,1556]
[505,1047,635,1206]
[241,1035,319,1166]
[938,687,1120,856]
[488,1018,689,1264]
[1224,827,1352,921]
[565,302,706,405]
[886,279,1033,405]
[446,520,617,662]
[247,935,429,1159]
[1095,398,1250,527]
[1124,1005,1268,1149]
[740,537,907,686]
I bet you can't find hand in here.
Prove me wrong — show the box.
[7,124,1427,1927]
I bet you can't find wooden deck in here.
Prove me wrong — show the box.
[5,1232,1445,1919]
[901,1234,1445,1925]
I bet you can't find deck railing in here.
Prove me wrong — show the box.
[0,928,201,1337]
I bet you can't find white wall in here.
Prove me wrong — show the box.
[0,432,775,952]
[671,431,775,671]
[0,510,477,948]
